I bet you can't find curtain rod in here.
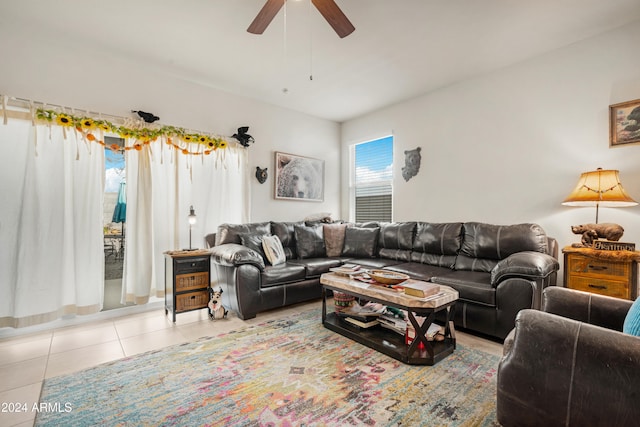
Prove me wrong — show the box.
[1,95,133,124]
[0,94,233,141]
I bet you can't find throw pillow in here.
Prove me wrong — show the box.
[623,297,640,336]
[262,235,286,266]
[342,227,380,258]
[239,233,269,262]
[323,223,347,257]
[294,225,326,259]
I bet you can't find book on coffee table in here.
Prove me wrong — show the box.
[403,281,441,298]
[344,317,380,329]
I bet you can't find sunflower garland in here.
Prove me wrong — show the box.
[35,108,230,155]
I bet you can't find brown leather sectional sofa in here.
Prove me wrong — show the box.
[208,220,559,340]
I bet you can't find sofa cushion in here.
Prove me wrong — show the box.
[378,222,416,250]
[432,270,495,306]
[239,232,269,262]
[289,258,343,278]
[272,221,305,259]
[342,227,380,258]
[294,225,326,259]
[411,222,462,268]
[216,222,271,246]
[262,235,286,266]
[413,222,463,255]
[460,222,548,260]
[384,262,454,282]
[323,223,347,257]
[376,222,415,261]
[341,257,402,269]
[623,297,640,336]
[261,262,307,288]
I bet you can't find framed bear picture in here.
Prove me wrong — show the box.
[274,152,324,202]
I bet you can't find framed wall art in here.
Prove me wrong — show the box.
[610,98,640,146]
[274,152,324,202]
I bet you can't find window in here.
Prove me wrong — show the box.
[352,136,393,222]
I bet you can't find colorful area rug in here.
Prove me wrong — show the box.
[36,309,500,426]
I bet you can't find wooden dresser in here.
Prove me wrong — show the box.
[562,246,640,300]
[164,250,211,322]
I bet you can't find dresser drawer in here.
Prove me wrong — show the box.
[567,255,630,280]
[176,290,209,312]
[174,257,209,274]
[567,276,630,299]
[176,271,209,292]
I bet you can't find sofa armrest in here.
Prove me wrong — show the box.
[542,286,632,331]
[210,243,265,271]
[498,309,640,427]
[490,251,559,285]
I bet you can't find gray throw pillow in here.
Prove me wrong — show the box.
[239,233,269,262]
[342,227,380,258]
[294,225,326,259]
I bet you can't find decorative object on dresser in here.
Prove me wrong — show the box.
[185,205,198,250]
[562,167,637,247]
[562,245,640,300]
[610,98,640,146]
[164,250,212,322]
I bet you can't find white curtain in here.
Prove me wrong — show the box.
[121,141,249,304]
[0,122,105,327]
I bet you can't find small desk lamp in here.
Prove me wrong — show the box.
[562,168,637,223]
[188,205,197,250]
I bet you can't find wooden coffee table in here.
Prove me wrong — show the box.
[320,272,459,365]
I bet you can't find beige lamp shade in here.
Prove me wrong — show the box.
[562,168,637,207]
[563,168,637,224]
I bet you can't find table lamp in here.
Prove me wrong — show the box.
[562,168,637,247]
[188,205,197,250]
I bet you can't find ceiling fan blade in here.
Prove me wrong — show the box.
[311,0,355,38]
[247,0,285,34]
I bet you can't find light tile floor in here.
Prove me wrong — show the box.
[0,300,503,427]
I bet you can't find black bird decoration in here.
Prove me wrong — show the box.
[131,110,160,123]
[231,126,255,147]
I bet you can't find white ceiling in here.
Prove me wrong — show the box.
[2,0,640,122]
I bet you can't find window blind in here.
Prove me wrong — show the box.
[354,136,393,222]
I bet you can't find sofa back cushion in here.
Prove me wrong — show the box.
[272,221,305,259]
[377,222,416,261]
[455,222,549,272]
[294,224,326,259]
[411,222,463,268]
[342,227,380,258]
[216,222,271,246]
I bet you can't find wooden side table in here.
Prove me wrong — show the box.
[164,250,211,322]
[562,246,640,300]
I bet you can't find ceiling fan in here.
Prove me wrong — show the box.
[247,0,355,38]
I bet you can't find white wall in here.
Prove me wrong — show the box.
[0,29,341,227]
[342,22,640,281]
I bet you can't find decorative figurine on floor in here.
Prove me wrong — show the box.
[208,287,228,320]
[402,147,421,182]
[570,223,625,247]
[255,166,268,184]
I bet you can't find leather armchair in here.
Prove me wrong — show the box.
[497,287,640,427]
